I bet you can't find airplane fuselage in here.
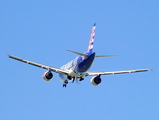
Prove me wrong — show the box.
[59,52,95,83]
[7,23,151,88]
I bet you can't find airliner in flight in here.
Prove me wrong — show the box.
[7,23,151,87]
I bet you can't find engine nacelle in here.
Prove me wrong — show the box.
[42,71,53,81]
[90,75,101,86]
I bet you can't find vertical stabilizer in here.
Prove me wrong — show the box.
[87,23,96,53]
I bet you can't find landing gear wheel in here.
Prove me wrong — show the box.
[79,78,84,81]
[63,84,67,87]
[63,80,68,87]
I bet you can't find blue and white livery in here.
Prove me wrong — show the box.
[7,23,151,87]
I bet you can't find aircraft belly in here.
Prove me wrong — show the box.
[59,73,69,82]
[59,73,65,81]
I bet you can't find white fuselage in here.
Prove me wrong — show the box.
[59,52,95,83]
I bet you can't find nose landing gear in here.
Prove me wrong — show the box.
[63,84,67,87]
[63,80,68,87]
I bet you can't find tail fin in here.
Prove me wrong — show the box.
[66,23,118,58]
[87,23,96,53]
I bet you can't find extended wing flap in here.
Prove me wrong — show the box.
[7,54,69,74]
[86,69,152,76]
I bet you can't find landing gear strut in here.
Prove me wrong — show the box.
[72,77,75,83]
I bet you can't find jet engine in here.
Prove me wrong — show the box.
[90,75,101,86]
[42,71,53,81]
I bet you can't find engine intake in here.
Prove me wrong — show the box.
[42,71,53,81]
[90,75,101,86]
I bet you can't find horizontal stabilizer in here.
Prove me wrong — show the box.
[66,50,88,57]
[66,50,118,58]
[95,55,119,58]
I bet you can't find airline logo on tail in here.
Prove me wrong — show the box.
[87,23,96,53]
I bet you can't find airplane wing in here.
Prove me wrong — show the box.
[7,54,69,74]
[86,69,152,76]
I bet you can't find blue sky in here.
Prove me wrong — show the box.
[0,0,159,120]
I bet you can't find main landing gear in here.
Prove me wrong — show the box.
[79,77,84,81]
[72,77,84,83]
[63,77,84,87]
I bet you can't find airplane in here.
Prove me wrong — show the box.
[7,23,152,87]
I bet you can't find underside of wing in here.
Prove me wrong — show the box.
[86,69,152,76]
[7,54,69,75]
